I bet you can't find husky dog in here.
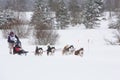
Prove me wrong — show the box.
[47,45,55,56]
[62,45,75,55]
[35,46,43,56]
[74,48,84,57]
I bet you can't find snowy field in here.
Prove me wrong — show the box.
[0,12,120,80]
[0,27,120,80]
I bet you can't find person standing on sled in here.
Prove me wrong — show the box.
[7,31,20,54]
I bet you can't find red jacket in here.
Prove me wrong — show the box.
[15,47,21,52]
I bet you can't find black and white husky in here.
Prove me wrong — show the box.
[35,46,43,56]
[47,45,55,56]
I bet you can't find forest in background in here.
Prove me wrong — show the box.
[0,0,120,45]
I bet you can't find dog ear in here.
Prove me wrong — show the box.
[35,46,39,52]
[81,48,84,51]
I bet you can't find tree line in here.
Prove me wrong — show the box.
[0,0,120,45]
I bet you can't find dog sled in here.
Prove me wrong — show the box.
[13,41,28,55]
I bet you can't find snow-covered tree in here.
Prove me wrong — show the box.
[48,0,56,11]
[56,0,70,29]
[5,0,27,11]
[0,9,15,29]
[68,0,83,25]
[109,9,120,29]
[31,0,46,29]
[83,0,104,29]
[31,0,54,30]
[107,9,120,45]
[116,11,120,29]
[31,0,59,45]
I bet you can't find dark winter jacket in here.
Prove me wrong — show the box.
[8,35,19,43]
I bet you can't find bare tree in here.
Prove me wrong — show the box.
[33,30,59,45]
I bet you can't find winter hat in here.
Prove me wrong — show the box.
[10,31,14,35]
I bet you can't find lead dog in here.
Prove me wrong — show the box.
[74,48,84,57]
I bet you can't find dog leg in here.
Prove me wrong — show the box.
[80,51,83,57]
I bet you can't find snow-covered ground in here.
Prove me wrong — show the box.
[0,12,120,80]
[0,27,120,80]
